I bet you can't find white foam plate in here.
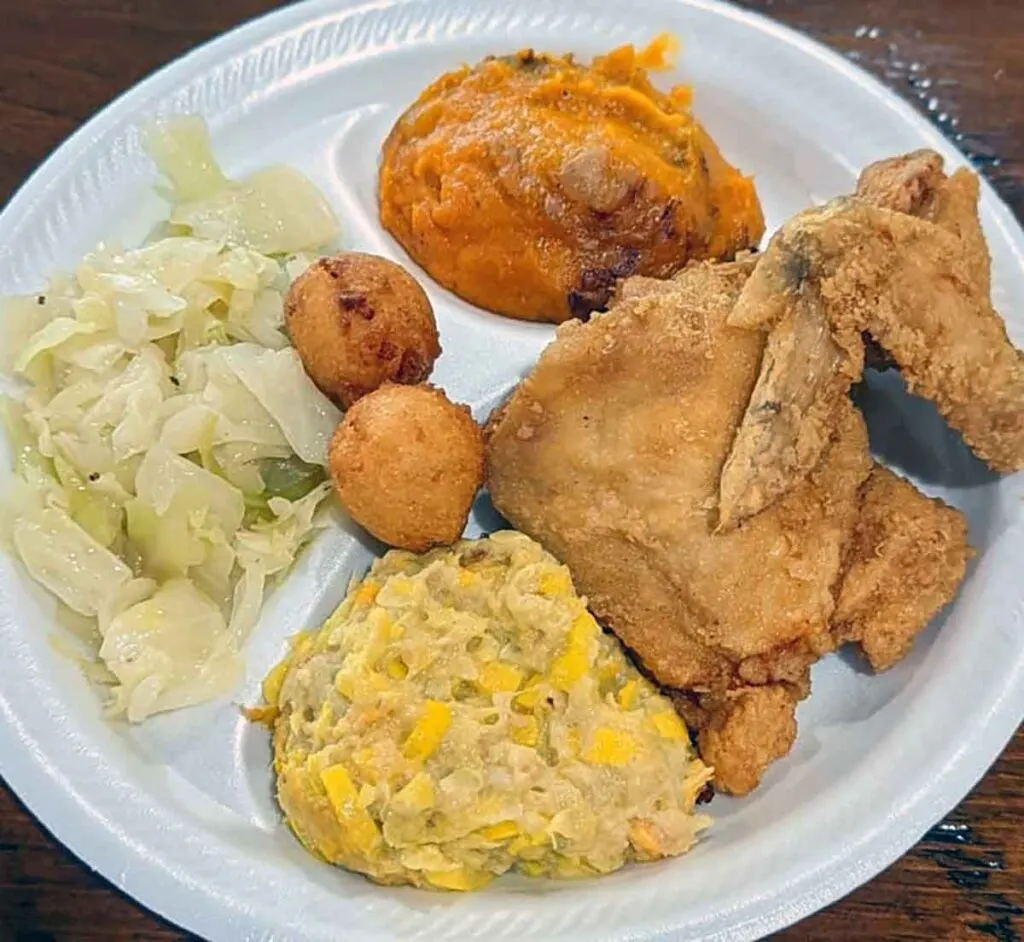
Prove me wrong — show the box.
[0,1,1022,939]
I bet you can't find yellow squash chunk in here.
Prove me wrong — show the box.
[314,702,334,738]
[477,661,523,694]
[319,765,381,854]
[538,570,570,596]
[261,658,290,708]
[403,700,452,760]
[518,860,546,877]
[390,578,413,596]
[651,711,688,740]
[513,679,546,711]
[584,728,637,766]
[555,855,596,878]
[629,818,663,857]
[549,613,598,691]
[320,764,358,813]
[424,867,494,891]
[511,715,539,747]
[395,771,435,811]
[289,630,315,659]
[334,671,355,699]
[509,830,549,855]
[346,814,382,855]
[569,612,598,643]
[356,582,380,606]
[478,820,519,841]
[617,679,639,709]
[549,648,587,692]
[386,657,409,680]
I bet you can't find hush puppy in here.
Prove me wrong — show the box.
[329,384,484,551]
[286,253,441,408]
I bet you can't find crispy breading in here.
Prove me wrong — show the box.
[487,262,867,693]
[690,686,800,798]
[853,148,945,215]
[718,153,1024,528]
[834,467,973,671]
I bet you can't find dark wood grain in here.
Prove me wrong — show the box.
[0,0,1021,939]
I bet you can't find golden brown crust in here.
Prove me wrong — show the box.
[854,148,945,215]
[286,253,440,408]
[694,685,800,797]
[330,384,483,551]
[834,467,973,671]
[485,261,867,692]
[719,156,1024,527]
[379,45,763,323]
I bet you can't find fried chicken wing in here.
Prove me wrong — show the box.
[718,153,1024,528]
[380,42,764,323]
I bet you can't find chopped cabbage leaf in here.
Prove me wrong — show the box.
[144,116,230,202]
[147,117,339,255]
[53,454,124,549]
[171,166,340,256]
[236,480,332,578]
[12,507,132,616]
[176,347,290,450]
[229,481,332,641]
[15,318,100,383]
[134,444,245,535]
[100,578,241,723]
[219,344,340,465]
[1,293,66,374]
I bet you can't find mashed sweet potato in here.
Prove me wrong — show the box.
[379,39,764,322]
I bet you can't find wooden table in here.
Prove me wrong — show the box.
[0,0,1021,938]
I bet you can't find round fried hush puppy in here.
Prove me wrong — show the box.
[329,384,484,552]
[286,253,441,408]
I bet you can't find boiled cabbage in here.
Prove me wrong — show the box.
[1,116,338,722]
[143,116,230,202]
[148,117,340,255]
[12,506,132,616]
[100,578,241,723]
[219,344,340,465]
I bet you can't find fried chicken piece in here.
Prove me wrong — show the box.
[485,263,867,793]
[683,685,800,798]
[834,467,973,670]
[718,155,1024,528]
[487,260,868,690]
[857,150,991,295]
[486,256,971,796]
[380,42,763,323]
